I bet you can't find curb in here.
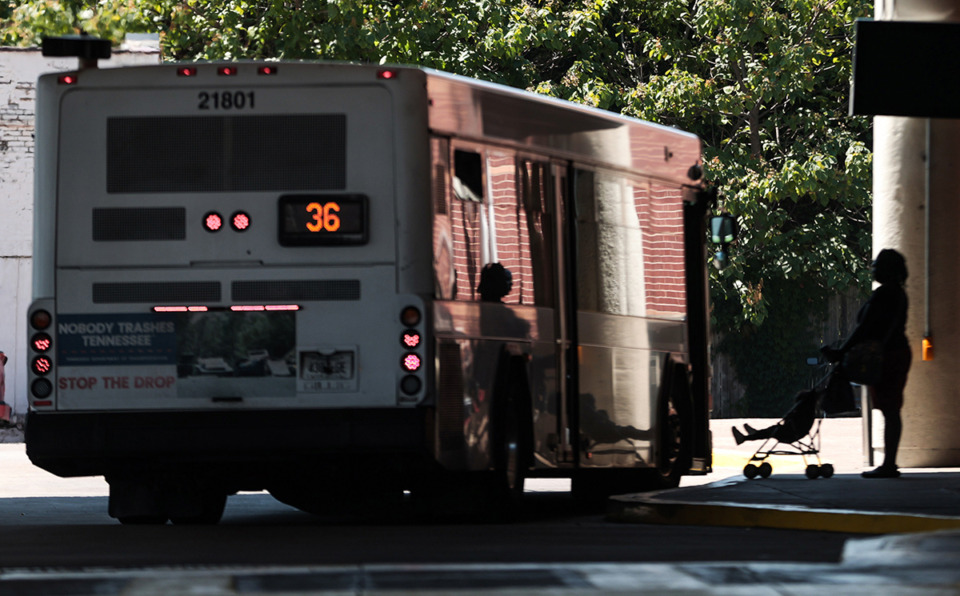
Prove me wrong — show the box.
[607,496,960,534]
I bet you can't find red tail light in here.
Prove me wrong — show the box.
[401,353,422,372]
[401,331,421,348]
[231,211,251,231]
[204,212,223,232]
[31,310,52,330]
[31,333,52,352]
[32,356,52,376]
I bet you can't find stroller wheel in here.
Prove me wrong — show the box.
[743,464,759,479]
[805,464,820,479]
[758,462,773,478]
[820,463,835,478]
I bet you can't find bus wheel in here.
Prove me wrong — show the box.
[499,400,526,498]
[169,490,227,525]
[656,366,693,488]
[490,355,533,516]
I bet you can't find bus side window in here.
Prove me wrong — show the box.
[450,149,484,301]
[643,182,686,317]
[575,168,645,316]
[453,150,483,202]
[486,152,524,305]
[519,160,555,307]
[432,138,456,300]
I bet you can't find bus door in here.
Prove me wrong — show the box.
[513,158,576,469]
[566,168,689,472]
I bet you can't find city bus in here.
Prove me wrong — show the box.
[26,36,730,523]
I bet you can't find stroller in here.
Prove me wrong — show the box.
[733,363,855,480]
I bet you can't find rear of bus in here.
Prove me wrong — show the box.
[25,59,436,516]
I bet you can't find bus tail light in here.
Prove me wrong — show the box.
[32,379,53,399]
[401,330,421,348]
[377,68,399,80]
[177,66,198,77]
[153,306,208,312]
[400,306,421,327]
[31,333,52,352]
[29,308,55,403]
[218,66,238,76]
[231,211,251,231]
[58,74,78,85]
[258,65,278,75]
[31,310,52,330]
[32,355,52,376]
[400,375,421,395]
[401,353,421,372]
[398,304,425,399]
[204,212,223,232]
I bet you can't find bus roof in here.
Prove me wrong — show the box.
[41,59,702,186]
[423,68,702,186]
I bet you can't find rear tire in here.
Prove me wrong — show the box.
[489,353,533,518]
[655,363,693,488]
[169,490,227,525]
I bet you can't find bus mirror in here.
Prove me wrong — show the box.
[710,214,737,245]
[710,214,737,269]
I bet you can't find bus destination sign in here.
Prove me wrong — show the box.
[278,194,368,246]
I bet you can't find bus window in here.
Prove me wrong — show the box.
[519,160,555,308]
[575,169,646,316]
[453,150,483,202]
[432,138,456,300]
[450,150,484,301]
[642,183,686,318]
[486,152,526,305]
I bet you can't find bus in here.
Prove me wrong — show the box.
[26,36,731,523]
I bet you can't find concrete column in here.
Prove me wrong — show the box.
[873,0,960,466]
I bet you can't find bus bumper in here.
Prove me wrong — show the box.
[25,408,431,479]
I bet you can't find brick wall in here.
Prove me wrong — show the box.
[0,46,159,424]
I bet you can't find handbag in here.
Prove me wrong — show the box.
[843,341,884,385]
[822,365,858,415]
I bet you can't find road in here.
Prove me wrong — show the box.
[0,419,870,572]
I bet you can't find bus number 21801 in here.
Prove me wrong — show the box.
[198,91,255,110]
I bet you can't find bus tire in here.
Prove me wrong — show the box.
[169,490,227,525]
[655,362,693,488]
[489,354,534,515]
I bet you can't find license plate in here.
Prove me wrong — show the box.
[301,351,354,381]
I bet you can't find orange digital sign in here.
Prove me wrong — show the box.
[279,194,367,246]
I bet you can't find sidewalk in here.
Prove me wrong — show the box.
[612,417,960,535]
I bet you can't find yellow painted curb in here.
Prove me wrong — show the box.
[607,497,960,535]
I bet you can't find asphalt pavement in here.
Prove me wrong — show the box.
[3,417,960,593]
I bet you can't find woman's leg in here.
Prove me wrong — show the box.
[881,406,902,469]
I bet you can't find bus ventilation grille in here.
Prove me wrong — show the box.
[93,281,221,303]
[232,280,360,302]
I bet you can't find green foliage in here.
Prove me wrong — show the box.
[2,0,874,415]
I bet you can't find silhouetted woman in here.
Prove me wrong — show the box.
[823,249,911,478]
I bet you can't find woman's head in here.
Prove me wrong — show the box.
[873,249,908,286]
[478,263,513,302]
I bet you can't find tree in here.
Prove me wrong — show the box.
[627,0,873,414]
[2,0,873,414]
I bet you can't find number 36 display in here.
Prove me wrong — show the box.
[278,194,368,246]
